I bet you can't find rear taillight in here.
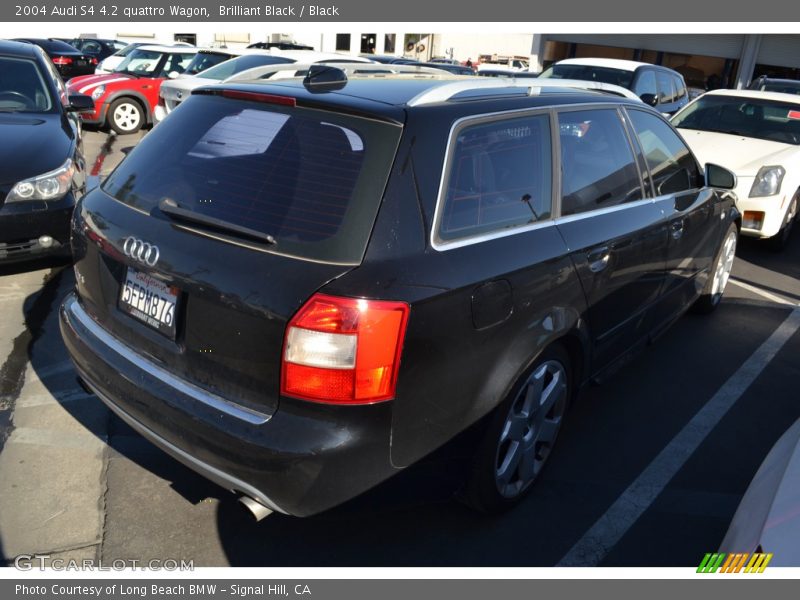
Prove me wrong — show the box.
[90,57,98,65]
[281,294,409,404]
[52,56,73,66]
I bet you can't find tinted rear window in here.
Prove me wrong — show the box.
[541,64,634,89]
[102,93,401,265]
[39,40,80,53]
[198,55,294,81]
[183,52,233,76]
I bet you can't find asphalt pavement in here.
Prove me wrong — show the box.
[0,129,798,567]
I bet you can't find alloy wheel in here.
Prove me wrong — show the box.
[711,229,737,300]
[494,359,568,498]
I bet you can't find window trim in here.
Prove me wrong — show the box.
[430,106,558,252]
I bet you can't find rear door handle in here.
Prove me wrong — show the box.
[587,246,611,273]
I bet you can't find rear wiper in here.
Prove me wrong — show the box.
[158,198,277,246]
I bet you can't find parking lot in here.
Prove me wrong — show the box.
[0,128,799,567]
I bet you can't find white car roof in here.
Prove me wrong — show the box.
[554,57,651,72]
[136,45,199,53]
[704,88,800,105]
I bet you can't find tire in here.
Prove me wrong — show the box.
[692,222,738,314]
[461,344,572,514]
[768,194,797,252]
[108,98,144,134]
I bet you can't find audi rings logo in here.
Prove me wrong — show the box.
[123,237,160,267]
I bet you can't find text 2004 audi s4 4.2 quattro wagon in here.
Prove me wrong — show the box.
[60,67,741,518]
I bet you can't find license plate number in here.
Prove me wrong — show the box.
[119,268,179,338]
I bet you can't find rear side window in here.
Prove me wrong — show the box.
[102,94,401,265]
[656,71,676,104]
[633,70,657,98]
[437,114,552,243]
[558,109,643,216]
[627,109,700,196]
[673,75,687,101]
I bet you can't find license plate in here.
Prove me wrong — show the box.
[119,268,179,338]
[76,60,87,66]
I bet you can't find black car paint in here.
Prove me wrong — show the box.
[60,79,738,515]
[0,40,87,263]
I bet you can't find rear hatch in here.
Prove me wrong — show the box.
[73,90,402,417]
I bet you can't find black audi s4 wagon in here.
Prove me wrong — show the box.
[61,68,741,517]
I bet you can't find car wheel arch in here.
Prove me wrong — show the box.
[102,92,152,126]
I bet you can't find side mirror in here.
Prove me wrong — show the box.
[639,93,658,107]
[67,94,95,113]
[705,163,737,190]
[167,71,180,79]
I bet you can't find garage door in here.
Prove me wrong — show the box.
[545,34,745,60]
[757,35,800,68]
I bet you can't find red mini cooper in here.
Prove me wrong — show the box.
[66,45,198,134]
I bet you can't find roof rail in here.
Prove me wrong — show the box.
[406,77,640,107]
[224,61,454,84]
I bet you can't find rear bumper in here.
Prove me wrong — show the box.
[0,193,74,263]
[59,293,398,517]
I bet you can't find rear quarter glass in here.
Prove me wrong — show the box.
[102,93,402,266]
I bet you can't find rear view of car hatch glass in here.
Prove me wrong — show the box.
[102,93,402,264]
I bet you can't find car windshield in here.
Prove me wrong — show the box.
[114,50,194,77]
[114,43,142,57]
[182,52,233,76]
[540,64,634,88]
[198,55,294,81]
[0,56,53,112]
[672,94,800,145]
[114,49,165,75]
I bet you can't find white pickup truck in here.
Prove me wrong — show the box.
[476,55,530,73]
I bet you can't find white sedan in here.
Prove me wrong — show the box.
[672,89,800,250]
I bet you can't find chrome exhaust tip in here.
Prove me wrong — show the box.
[238,495,273,521]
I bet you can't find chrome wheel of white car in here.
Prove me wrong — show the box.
[693,222,738,314]
[771,195,797,251]
[711,228,737,300]
[109,99,144,134]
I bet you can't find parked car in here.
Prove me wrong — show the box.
[748,75,800,96]
[476,56,530,73]
[477,69,539,78]
[66,45,198,134]
[95,42,194,74]
[68,38,127,64]
[429,57,461,65]
[0,40,93,264]
[60,71,740,519]
[672,89,800,249]
[11,38,97,79]
[247,41,314,51]
[416,62,474,76]
[156,51,374,123]
[539,58,690,115]
[720,417,800,566]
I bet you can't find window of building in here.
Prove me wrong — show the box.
[335,34,351,52]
